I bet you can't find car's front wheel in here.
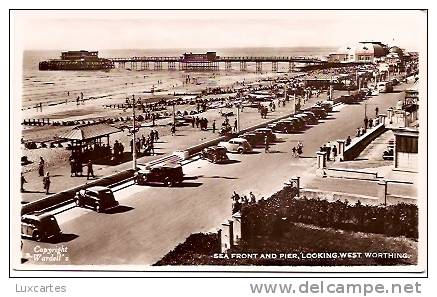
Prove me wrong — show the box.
[238,148,244,154]
[33,231,41,242]
[96,204,102,213]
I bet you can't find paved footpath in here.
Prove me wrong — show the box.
[21,94,323,203]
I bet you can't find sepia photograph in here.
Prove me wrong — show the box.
[10,9,427,273]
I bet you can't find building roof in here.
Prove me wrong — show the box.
[393,128,419,137]
[389,46,404,57]
[333,42,388,58]
[58,123,120,141]
[356,42,387,57]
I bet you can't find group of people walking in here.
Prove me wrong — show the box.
[291,141,304,158]
[21,157,51,194]
[231,191,258,214]
[191,116,209,131]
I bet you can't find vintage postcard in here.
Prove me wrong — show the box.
[10,9,427,275]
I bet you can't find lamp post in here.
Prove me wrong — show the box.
[132,94,137,170]
[237,93,241,133]
[172,101,176,133]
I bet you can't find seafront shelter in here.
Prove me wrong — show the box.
[58,123,121,161]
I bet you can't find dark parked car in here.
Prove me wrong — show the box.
[307,106,327,119]
[75,186,119,213]
[316,101,333,112]
[268,120,295,133]
[240,132,260,147]
[201,146,229,163]
[254,128,276,142]
[302,111,318,124]
[21,213,62,242]
[135,163,184,186]
[290,116,306,130]
[295,113,311,126]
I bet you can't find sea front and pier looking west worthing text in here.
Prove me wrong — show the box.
[14,10,424,269]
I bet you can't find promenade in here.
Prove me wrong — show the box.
[21,93,324,203]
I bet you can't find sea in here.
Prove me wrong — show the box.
[22,47,335,109]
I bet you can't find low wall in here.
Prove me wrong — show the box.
[21,169,135,215]
[301,188,416,206]
[301,188,382,206]
[326,167,379,180]
[343,123,386,161]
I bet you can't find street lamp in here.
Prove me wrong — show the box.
[132,94,137,171]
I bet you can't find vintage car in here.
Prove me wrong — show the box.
[302,111,318,125]
[240,132,259,147]
[290,116,306,130]
[75,186,119,213]
[201,146,229,163]
[267,120,295,134]
[254,128,276,142]
[135,163,184,187]
[21,213,62,242]
[218,138,253,154]
[316,101,334,112]
[294,113,310,127]
[377,82,394,93]
[307,106,327,119]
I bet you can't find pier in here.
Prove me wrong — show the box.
[108,51,325,72]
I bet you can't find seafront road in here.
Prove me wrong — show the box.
[21,82,415,265]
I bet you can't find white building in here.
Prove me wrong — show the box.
[328,42,388,63]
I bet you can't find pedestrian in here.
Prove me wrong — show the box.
[76,159,83,176]
[86,160,94,180]
[326,145,331,161]
[292,146,296,157]
[297,145,302,157]
[212,120,216,133]
[154,130,159,141]
[191,117,195,128]
[346,136,352,146]
[43,172,51,195]
[150,130,155,143]
[364,117,369,132]
[332,145,338,159]
[242,195,249,204]
[38,157,45,176]
[249,192,256,203]
[375,107,379,117]
[195,116,199,128]
[70,158,76,177]
[150,141,155,155]
[231,191,240,202]
[171,124,176,136]
[264,136,269,153]
[356,128,361,137]
[21,173,27,192]
[234,119,238,132]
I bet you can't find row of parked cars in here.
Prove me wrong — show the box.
[21,186,120,242]
[212,101,333,156]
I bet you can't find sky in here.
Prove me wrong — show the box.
[13,10,427,51]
